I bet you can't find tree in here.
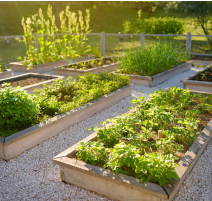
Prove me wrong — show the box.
[166,2,212,49]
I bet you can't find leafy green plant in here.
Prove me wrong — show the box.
[76,141,108,166]
[0,63,7,72]
[118,41,187,76]
[0,86,39,137]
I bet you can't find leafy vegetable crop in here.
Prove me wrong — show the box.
[62,57,117,70]
[118,41,187,76]
[0,72,130,137]
[75,87,212,186]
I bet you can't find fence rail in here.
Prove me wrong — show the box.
[1,32,212,62]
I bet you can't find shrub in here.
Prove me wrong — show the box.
[118,41,186,76]
[0,86,39,136]
[123,16,184,34]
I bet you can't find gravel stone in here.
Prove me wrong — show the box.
[1,67,210,201]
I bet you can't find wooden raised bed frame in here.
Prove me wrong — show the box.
[0,73,64,94]
[115,61,192,87]
[9,55,96,73]
[54,57,118,78]
[181,65,212,94]
[0,69,12,79]
[53,92,212,201]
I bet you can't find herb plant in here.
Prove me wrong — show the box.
[0,86,39,137]
[118,41,187,76]
[75,87,212,186]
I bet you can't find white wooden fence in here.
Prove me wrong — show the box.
[0,32,212,58]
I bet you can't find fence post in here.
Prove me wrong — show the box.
[186,33,191,58]
[119,32,124,42]
[140,32,145,47]
[101,32,105,57]
[34,33,39,53]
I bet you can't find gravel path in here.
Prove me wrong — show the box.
[0,67,210,201]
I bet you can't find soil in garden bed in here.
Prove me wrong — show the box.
[0,76,51,88]
[192,69,212,82]
[63,57,117,70]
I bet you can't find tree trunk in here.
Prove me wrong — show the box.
[56,1,61,28]
[148,2,153,18]
[139,1,142,18]
[197,16,212,50]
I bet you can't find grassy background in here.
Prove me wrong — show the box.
[0,1,211,64]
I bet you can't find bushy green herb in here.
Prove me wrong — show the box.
[118,41,187,76]
[0,87,39,137]
[75,87,212,186]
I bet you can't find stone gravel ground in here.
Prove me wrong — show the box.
[0,67,210,201]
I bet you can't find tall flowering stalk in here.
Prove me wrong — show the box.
[19,4,92,67]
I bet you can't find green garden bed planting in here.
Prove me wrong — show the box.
[61,57,117,70]
[118,42,187,76]
[0,72,130,137]
[74,87,212,186]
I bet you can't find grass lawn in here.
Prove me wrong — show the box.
[0,2,211,64]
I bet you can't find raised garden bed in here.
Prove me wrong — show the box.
[0,69,12,79]
[53,87,212,201]
[115,61,192,87]
[0,73,131,160]
[10,55,96,73]
[191,60,211,67]
[0,73,64,94]
[54,57,118,78]
[181,65,212,94]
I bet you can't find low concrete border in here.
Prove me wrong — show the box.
[181,66,212,94]
[10,55,96,73]
[0,73,64,94]
[0,69,12,79]
[53,94,212,201]
[0,84,132,161]
[54,58,118,78]
[115,61,192,87]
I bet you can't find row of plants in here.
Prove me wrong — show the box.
[61,57,117,70]
[117,41,187,76]
[17,4,92,67]
[0,72,130,137]
[75,87,212,186]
